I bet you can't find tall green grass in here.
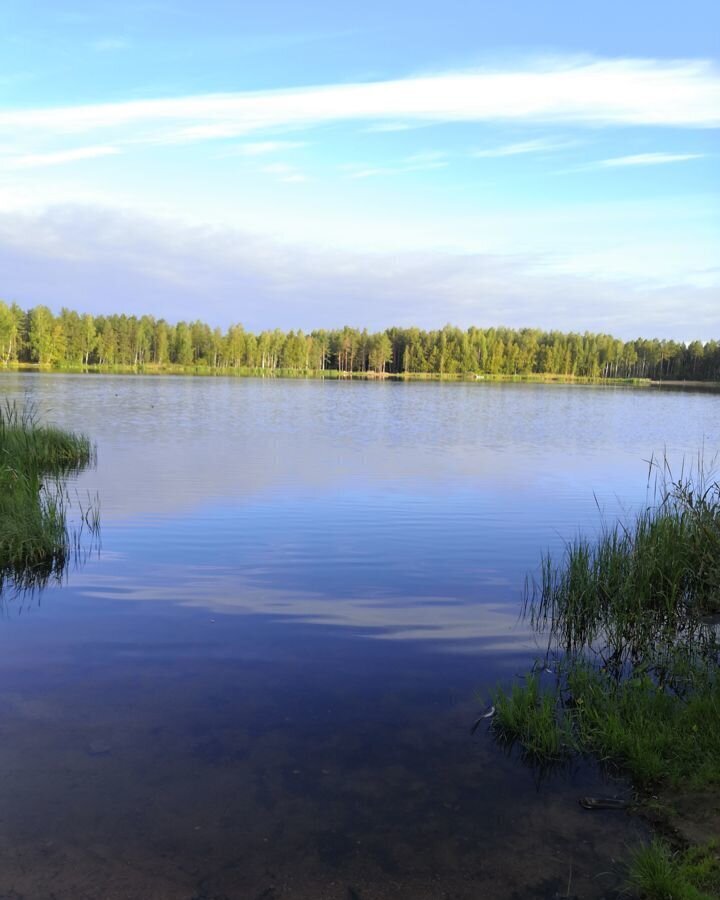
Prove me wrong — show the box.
[0,400,98,592]
[527,458,720,671]
[492,458,720,787]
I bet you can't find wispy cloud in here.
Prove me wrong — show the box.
[346,167,395,179]
[472,138,576,158]
[404,151,447,165]
[220,140,308,157]
[0,145,121,169]
[2,59,718,148]
[364,122,415,133]
[139,123,255,145]
[90,37,129,52]
[259,162,308,183]
[342,151,448,179]
[593,152,706,168]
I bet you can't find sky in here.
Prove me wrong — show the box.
[0,0,718,339]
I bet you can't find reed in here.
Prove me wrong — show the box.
[527,462,720,671]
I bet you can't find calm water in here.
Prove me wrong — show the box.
[0,374,717,899]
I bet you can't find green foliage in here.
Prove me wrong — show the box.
[626,841,720,900]
[1,300,719,379]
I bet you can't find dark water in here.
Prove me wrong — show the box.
[0,374,718,899]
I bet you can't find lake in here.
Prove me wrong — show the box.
[0,374,717,899]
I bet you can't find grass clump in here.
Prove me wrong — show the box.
[493,460,720,782]
[492,674,572,761]
[492,661,720,789]
[0,402,93,474]
[0,401,97,591]
[626,840,720,900]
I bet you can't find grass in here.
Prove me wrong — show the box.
[626,840,720,900]
[0,400,98,592]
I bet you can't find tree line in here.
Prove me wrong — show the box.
[0,300,718,380]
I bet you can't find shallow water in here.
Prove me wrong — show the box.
[0,374,718,899]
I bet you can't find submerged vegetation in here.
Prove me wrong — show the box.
[0,401,98,593]
[1,300,719,379]
[490,459,720,896]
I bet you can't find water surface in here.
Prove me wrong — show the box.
[0,374,717,899]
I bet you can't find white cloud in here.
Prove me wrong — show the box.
[404,151,447,164]
[472,138,575,158]
[594,152,706,168]
[1,58,718,147]
[259,162,309,183]
[349,163,447,179]
[364,121,415,133]
[221,140,307,156]
[343,151,449,179]
[260,162,295,174]
[138,123,253,144]
[348,167,395,179]
[0,145,121,169]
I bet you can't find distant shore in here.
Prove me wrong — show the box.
[4,362,714,387]
[2,305,718,382]
[2,362,720,389]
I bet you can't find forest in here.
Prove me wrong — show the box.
[0,300,718,381]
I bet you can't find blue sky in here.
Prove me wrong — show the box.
[0,0,718,338]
